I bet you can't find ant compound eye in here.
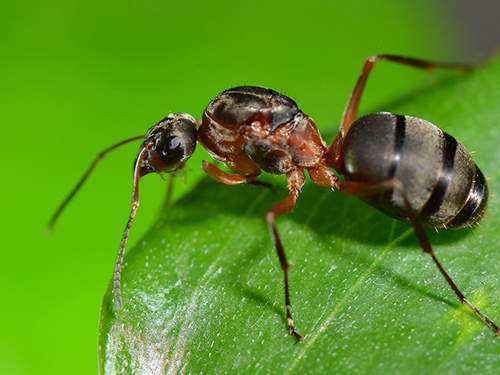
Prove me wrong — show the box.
[143,113,197,172]
[161,136,181,158]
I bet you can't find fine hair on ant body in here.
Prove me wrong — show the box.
[49,55,499,341]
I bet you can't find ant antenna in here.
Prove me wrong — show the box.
[113,143,151,308]
[46,135,144,233]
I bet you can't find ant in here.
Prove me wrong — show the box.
[49,55,499,341]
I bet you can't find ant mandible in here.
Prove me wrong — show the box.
[49,55,499,341]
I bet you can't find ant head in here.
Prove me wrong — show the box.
[139,113,197,175]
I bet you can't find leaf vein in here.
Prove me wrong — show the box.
[284,227,414,374]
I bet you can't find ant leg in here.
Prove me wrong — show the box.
[203,160,302,338]
[339,179,500,335]
[202,160,258,185]
[308,164,339,189]
[265,168,306,341]
[162,173,176,211]
[340,55,472,138]
[161,163,188,212]
[327,55,472,169]
[248,180,277,193]
[202,160,275,191]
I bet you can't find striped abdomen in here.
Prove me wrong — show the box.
[342,112,488,229]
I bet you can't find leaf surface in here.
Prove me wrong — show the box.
[100,57,500,375]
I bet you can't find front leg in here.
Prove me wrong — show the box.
[204,160,304,340]
[265,168,306,341]
[202,160,275,191]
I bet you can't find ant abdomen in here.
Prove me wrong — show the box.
[342,112,488,229]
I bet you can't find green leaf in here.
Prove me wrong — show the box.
[99,57,500,374]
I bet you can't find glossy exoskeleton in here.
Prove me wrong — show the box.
[49,55,498,341]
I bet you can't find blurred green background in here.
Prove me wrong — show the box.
[0,0,490,374]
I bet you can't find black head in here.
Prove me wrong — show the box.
[139,113,197,175]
